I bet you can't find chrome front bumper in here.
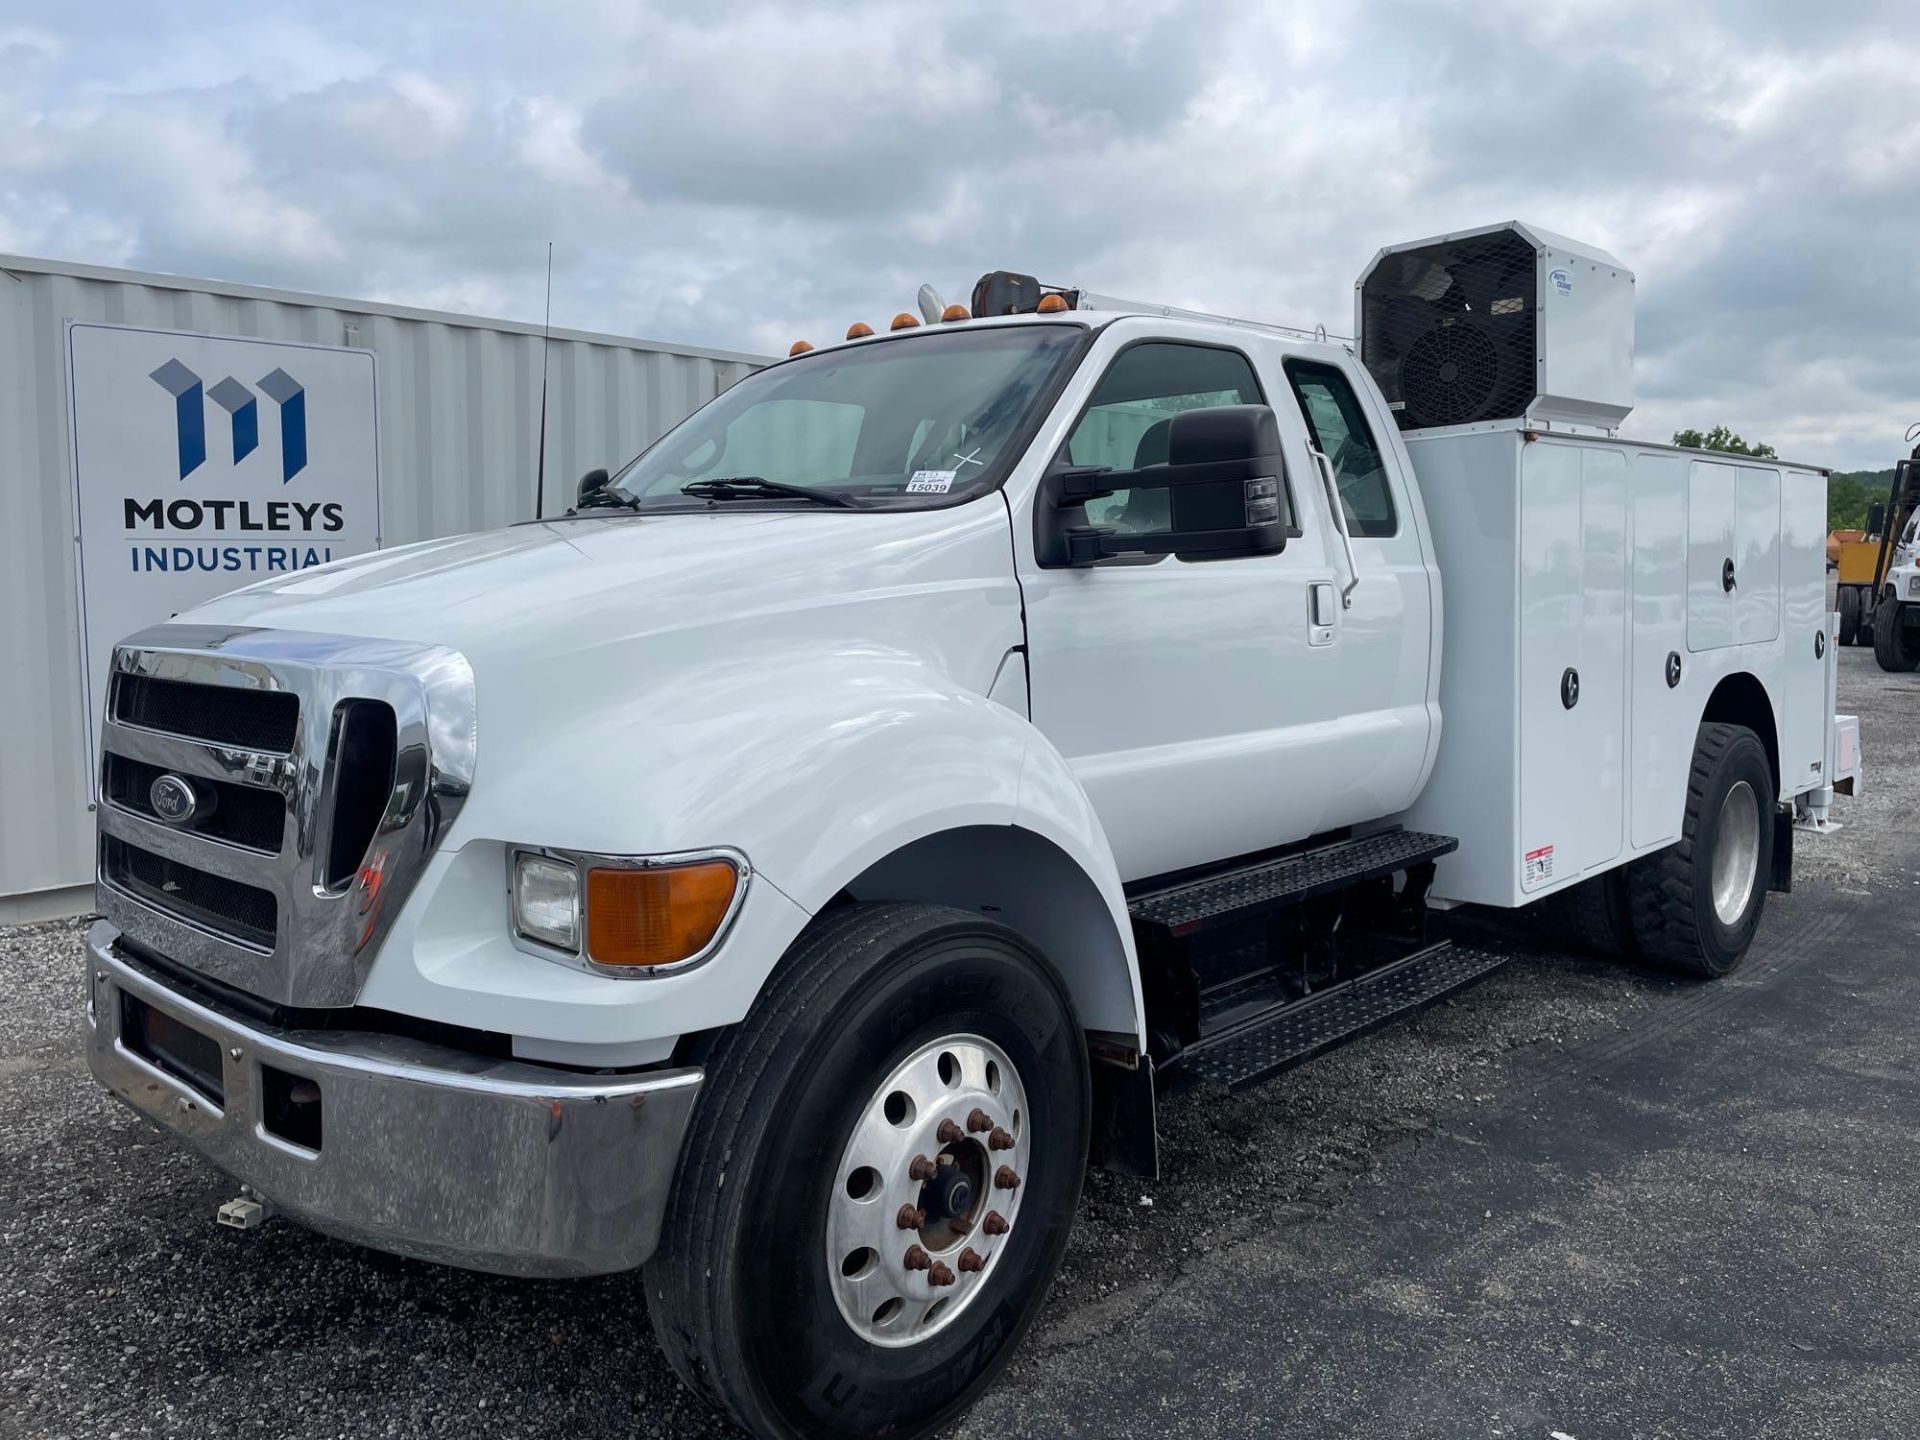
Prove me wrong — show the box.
[83,921,702,1278]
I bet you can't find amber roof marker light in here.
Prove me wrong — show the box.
[940,304,971,322]
[846,322,875,340]
[1036,294,1070,313]
[788,340,814,356]
[890,313,921,331]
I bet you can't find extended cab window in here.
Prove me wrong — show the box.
[1068,342,1289,535]
[1284,359,1397,538]
[610,325,1083,509]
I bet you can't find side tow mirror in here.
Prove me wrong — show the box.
[1867,501,1887,537]
[577,468,612,505]
[1041,404,1289,567]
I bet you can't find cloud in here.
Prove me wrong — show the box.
[0,0,1916,467]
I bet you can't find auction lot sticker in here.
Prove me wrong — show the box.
[66,322,381,788]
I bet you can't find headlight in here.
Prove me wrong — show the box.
[1908,576,1920,597]
[511,848,747,974]
[513,854,581,951]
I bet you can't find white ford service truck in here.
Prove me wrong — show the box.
[84,222,1859,1439]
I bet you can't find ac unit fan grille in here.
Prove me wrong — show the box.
[1360,229,1539,430]
[1401,323,1502,429]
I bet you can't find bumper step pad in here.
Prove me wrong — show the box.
[1173,941,1512,1092]
[1128,828,1458,938]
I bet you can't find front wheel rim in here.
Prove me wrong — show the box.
[1711,779,1761,927]
[825,1034,1031,1349]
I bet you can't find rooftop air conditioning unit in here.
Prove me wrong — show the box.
[1355,221,1634,433]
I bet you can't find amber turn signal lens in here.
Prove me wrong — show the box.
[1035,294,1069,313]
[890,312,920,330]
[789,340,814,356]
[586,860,739,968]
[940,303,971,322]
[846,322,875,339]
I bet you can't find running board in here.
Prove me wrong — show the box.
[1165,941,1512,1093]
[1128,828,1459,938]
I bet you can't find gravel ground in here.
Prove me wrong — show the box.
[4,645,1915,1440]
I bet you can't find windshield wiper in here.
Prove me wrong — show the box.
[680,476,856,508]
[572,488,642,513]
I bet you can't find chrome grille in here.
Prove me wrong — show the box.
[113,671,300,752]
[102,836,278,948]
[104,751,287,853]
[95,626,477,1008]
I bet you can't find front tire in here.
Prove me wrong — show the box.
[645,902,1089,1440]
[1622,722,1773,978]
[1873,594,1920,672]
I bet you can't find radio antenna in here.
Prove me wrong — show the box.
[534,241,554,519]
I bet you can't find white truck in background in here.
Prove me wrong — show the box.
[83,221,1858,1440]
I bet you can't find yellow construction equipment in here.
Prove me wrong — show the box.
[1833,429,1920,647]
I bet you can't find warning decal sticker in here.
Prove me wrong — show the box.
[1523,844,1555,888]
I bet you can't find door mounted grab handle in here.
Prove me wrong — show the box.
[1722,557,1737,593]
[1311,448,1360,609]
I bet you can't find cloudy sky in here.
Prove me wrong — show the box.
[3,0,1915,469]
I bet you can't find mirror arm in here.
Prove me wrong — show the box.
[1051,464,1116,502]
[1311,448,1361,608]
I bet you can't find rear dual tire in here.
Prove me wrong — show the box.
[1551,723,1772,979]
[645,902,1089,1440]
[1619,722,1773,978]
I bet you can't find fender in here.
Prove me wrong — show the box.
[363,638,1144,1050]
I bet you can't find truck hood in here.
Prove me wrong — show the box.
[187,504,1016,674]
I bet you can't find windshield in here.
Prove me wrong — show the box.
[610,324,1084,508]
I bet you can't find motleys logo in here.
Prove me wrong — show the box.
[149,359,307,483]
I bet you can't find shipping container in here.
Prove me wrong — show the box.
[0,253,769,918]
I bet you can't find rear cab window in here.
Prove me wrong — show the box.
[1284,359,1397,538]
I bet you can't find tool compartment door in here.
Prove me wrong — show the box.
[1518,441,1628,892]
[1736,464,1782,644]
[1687,459,1737,652]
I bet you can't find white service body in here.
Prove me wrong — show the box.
[1400,425,1830,906]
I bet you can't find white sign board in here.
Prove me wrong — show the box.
[66,322,381,785]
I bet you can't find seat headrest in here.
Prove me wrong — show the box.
[1133,418,1171,469]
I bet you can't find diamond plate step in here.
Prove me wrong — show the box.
[1128,829,1458,938]
[1172,942,1512,1093]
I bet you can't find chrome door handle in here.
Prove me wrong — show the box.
[1308,581,1336,646]
[1311,449,1360,608]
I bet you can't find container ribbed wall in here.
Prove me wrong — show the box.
[0,254,768,907]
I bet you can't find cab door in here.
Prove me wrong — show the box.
[1015,328,1434,882]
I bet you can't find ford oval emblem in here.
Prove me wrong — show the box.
[149,773,199,825]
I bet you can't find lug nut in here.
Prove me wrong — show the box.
[958,1248,986,1273]
[903,1244,932,1272]
[896,1204,925,1230]
[994,1166,1021,1191]
[967,1108,994,1134]
[982,1211,1010,1235]
[927,1261,956,1288]
[988,1127,1015,1151]
[937,1118,965,1145]
[908,1154,937,1182]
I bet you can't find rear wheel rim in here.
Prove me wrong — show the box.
[826,1034,1030,1349]
[1711,779,1761,927]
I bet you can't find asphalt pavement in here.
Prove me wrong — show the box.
[4,645,1916,1440]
